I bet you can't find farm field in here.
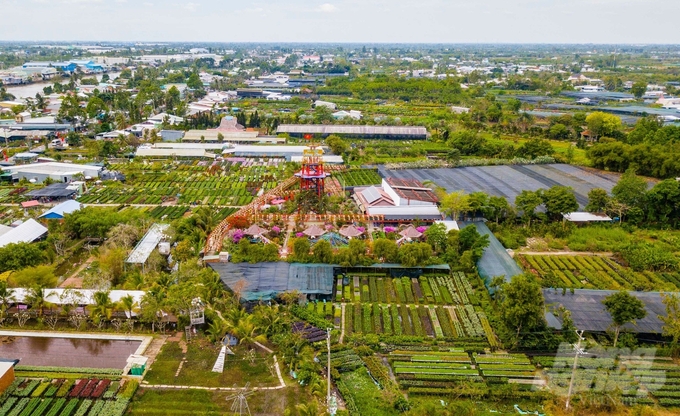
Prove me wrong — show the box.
[0,376,137,416]
[519,254,680,291]
[335,169,382,188]
[538,353,680,408]
[78,159,286,206]
[337,273,499,347]
[334,273,476,305]
[388,349,537,397]
[379,163,634,207]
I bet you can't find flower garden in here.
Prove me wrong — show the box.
[519,254,680,291]
[0,376,138,416]
[78,159,286,206]
[338,273,499,348]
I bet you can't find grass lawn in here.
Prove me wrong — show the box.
[129,384,312,415]
[340,367,399,416]
[144,338,278,388]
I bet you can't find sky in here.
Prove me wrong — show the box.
[0,0,678,44]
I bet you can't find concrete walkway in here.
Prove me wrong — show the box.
[339,304,346,344]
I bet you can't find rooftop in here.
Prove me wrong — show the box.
[385,177,439,204]
[0,219,48,248]
[126,224,169,264]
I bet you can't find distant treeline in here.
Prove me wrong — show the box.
[318,76,465,103]
[588,119,680,179]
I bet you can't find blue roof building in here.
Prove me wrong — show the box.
[39,200,82,220]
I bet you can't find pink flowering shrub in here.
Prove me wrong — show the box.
[271,226,281,234]
[384,226,396,233]
[416,226,427,233]
[296,232,304,238]
[232,229,245,243]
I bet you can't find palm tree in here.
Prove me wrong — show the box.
[0,282,15,317]
[253,304,286,337]
[295,402,323,416]
[232,315,266,346]
[89,291,114,325]
[26,287,53,317]
[118,294,139,319]
[206,318,228,343]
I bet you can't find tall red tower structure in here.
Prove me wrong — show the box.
[295,136,329,197]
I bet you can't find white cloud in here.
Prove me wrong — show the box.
[184,2,198,11]
[316,3,337,12]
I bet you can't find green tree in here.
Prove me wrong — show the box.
[85,96,106,119]
[602,291,646,347]
[659,293,680,350]
[631,81,647,99]
[423,223,447,254]
[58,93,85,124]
[398,243,432,267]
[440,191,470,221]
[372,238,399,263]
[292,238,311,263]
[26,287,53,316]
[517,138,554,159]
[90,291,115,325]
[586,111,622,139]
[515,190,543,226]
[0,243,46,273]
[585,188,610,213]
[498,274,546,346]
[325,135,349,155]
[612,168,647,208]
[541,186,578,220]
[645,179,680,227]
[9,266,56,288]
[0,282,15,317]
[186,72,203,89]
[488,196,512,223]
[549,123,571,140]
[118,294,139,319]
[312,240,333,263]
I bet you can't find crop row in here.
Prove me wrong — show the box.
[336,169,382,187]
[343,303,490,341]
[335,273,475,306]
[521,255,680,291]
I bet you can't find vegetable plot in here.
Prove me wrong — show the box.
[520,254,680,291]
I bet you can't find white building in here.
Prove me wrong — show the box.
[2,162,103,183]
[353,178,442,222]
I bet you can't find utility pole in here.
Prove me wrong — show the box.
[565,330,585,410]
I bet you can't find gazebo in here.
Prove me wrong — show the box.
[399,225,423,239]
[303,224,326,238]
[244,224,268,237]
[339,225,363,239]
